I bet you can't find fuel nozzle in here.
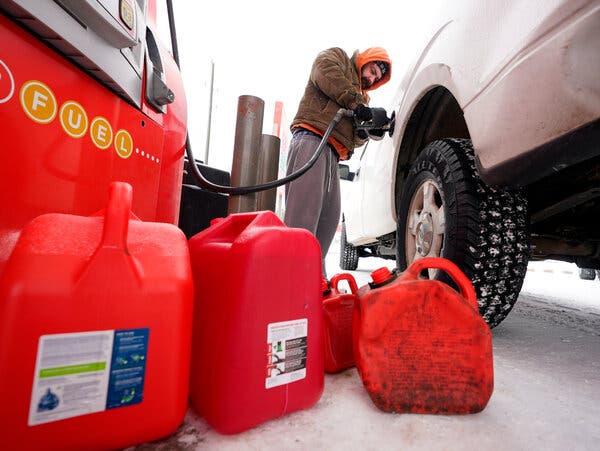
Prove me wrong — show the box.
[354,108,395,139]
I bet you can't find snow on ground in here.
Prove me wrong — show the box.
[129,236,600,451]
[520,259,599,312]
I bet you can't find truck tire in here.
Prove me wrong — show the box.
[340,219,359,270]
[396,139,530,328]
[579,268,596,280]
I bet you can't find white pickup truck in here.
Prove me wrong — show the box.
[341,0,600,327]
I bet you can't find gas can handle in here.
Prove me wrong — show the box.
[406,257,478,311]
[330,273,359,295]
[101,182,133,250]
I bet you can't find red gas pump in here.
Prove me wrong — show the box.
[0,0,187,274]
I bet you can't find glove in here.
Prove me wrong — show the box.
[353,104,372,121]
[357,129,368,140]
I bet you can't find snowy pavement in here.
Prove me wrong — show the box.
[129,237,600,451]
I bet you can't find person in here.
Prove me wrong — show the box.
[284,47,392,277]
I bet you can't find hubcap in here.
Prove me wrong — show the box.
[405,179,445,276]
[415,213,434,256]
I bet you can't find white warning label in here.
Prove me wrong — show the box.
[266,319,308,389]
[28,331,113,425]
[28,328,149,425]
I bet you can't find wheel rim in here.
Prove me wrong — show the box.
[405,179,445,277]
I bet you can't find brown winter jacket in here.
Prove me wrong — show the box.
[291,47,391,160]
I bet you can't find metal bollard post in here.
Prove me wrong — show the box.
[228,95,265,214]
[256,134,281,212]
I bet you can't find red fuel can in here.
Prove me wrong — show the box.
[0,182,193,451]
[188,211,324,434]
[323,273,359,373]
[354,257,493,414]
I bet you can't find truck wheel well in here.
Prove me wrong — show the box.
[394,87,469,214]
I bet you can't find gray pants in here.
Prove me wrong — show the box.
[284,132,341,277]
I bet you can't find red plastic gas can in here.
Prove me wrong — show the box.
[354,257,493,414]
[0,182,193,451]
[323,273,359,373]
[188,211,324,434]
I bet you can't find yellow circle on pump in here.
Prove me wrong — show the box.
[90,116,113,149]
[59,101,88,138]
[114,129,133,159]
[20,80,57,124]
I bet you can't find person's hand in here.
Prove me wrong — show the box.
[353,104,373,121]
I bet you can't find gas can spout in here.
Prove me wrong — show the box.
[101,182,133,250]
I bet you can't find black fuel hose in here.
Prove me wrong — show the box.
[166,0,353,195]
[185,109,353,195]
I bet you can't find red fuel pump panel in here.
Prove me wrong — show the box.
[0,9,187,274]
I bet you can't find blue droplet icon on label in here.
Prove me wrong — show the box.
[38,388,59,412]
